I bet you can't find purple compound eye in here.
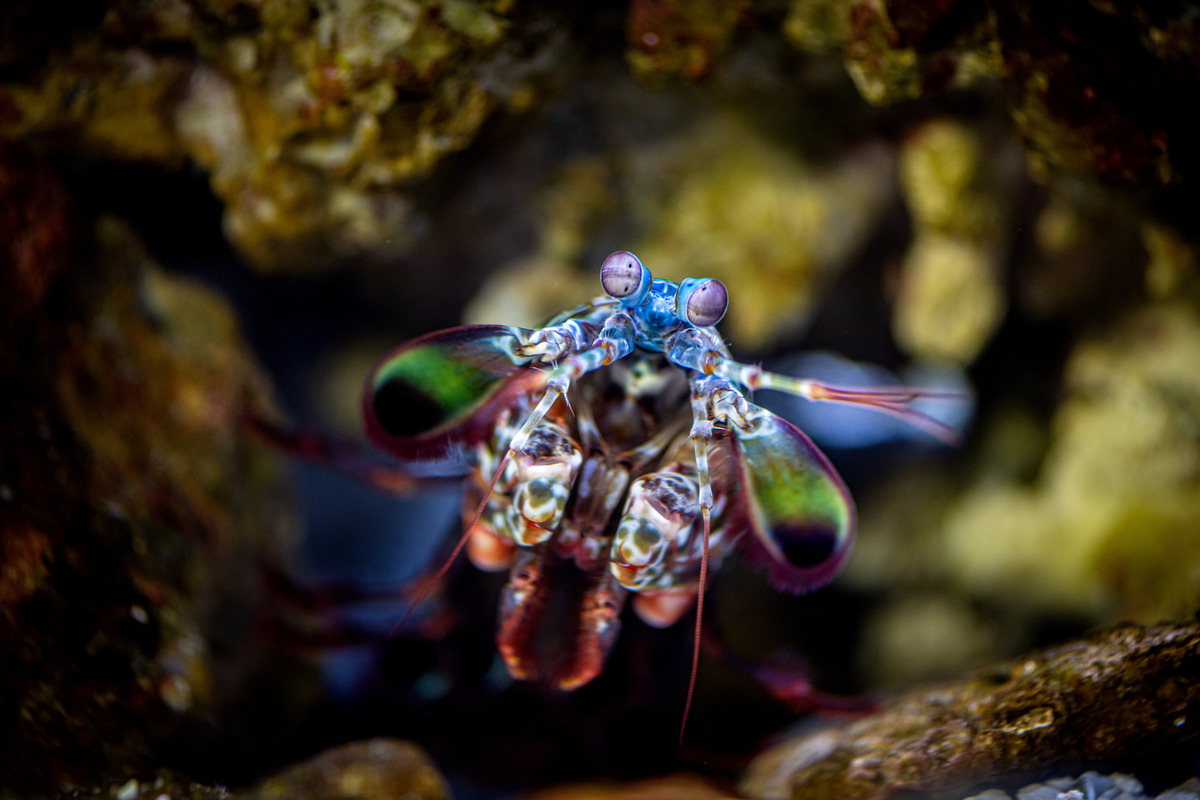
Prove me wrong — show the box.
[600,251,652,306]
[677,277,728,327]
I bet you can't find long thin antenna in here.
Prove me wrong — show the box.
[711,361,968,446]
[679,503,711,746]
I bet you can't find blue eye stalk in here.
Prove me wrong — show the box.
[600,251,728,333]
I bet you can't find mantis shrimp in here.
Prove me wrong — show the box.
[260,251,961,741]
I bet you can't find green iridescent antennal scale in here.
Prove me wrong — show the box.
[364,324,544,459]
[729,404,855,593]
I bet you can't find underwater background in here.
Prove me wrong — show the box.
[1,2,1199,798]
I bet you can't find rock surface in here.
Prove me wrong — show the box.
[742,623,1200,800]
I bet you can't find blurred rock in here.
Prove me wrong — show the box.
[1143,221,1198,300]
[626,0,751,82]
[855,594,1016,688]
[467,113,895,350]
[996,4,1185,187]
[0,208,293,791]
[836,1,1200,190]
[964,772,1200,800]
[0,0,571,271]
[742,623,1200,800]
[841,0,1001,105]
[892,231,1005,364]
[0,144,72,327]
[1020,179,1145,322]
[940,300,1200,622]
[62,771,233,800]
[891,118,1018,364]
[633,116,894,349]
[782,0,852,56]
[518,773,731,800]
[241,739,450,800]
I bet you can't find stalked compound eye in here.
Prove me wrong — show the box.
[677,277,728,328]
[600,251,652,307]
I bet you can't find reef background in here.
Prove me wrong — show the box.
[2,2,1199,799]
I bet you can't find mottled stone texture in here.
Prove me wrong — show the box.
[0,0,571,271]
[744,623,1200,800]
[0,152,291,791]
[242,739,450,800]
[842,0,1200,189]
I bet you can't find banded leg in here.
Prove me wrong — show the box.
[496,547,549,681]
[610,471,700,627]
[666,330,965,445]
[465,413,584,571]
[676,374,742,742]
[396,311,638,629]
[505,312,636,456]
[496,547,628,688]
[506,422,584,545]
[672,366,867,742]
[558,569,626,690]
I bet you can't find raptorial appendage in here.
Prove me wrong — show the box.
[261,249,964,739]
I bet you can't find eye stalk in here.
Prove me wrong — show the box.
[677,277,728,328]
[600,251,652,307]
